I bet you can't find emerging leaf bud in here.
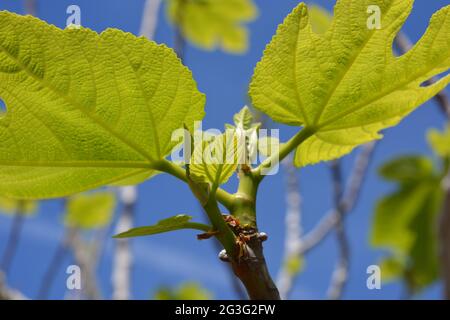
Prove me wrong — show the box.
[258,232,268,242]
[218,249,230,262]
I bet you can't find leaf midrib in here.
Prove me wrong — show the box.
[317,65,449,130]
[311,1,395,126]
[292,7,308,123]
[115,38,163,159]
[0,160,154,169]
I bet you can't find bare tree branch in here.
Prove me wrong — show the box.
[276,155,304,299]
[38,226,103,300]
[69,228,102,300]
[112,186,136,300]
[37,231,71,299]
[37,198,71,299]
[140,0,162,40]
[24,0,37,16]
[173,0,187,60]
[0,202,25,276]
[38,196,104,300]
[276,141,374,299]
[327,161,350,300]
[110,2,162,300]
[0,271,28,300]
[275,135,375,300]
[300,142,376,255]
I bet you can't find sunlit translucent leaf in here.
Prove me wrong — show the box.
[155,282,212,300]
[226,106,262,163]
[166,0,258,53]
[371,155,442,292]
[250,1,450,166]
[189,133,239,187]
[113,214,210,238]
[65,192,116,229]
[0,12,205,199]
[0,196,36,215]
[428,126,450,158]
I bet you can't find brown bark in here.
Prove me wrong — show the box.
[230,235,280,300]
[439,172,450,299]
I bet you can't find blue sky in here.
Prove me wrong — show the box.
[0,0,449,300]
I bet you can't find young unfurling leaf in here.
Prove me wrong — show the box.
[233,105,254,130]
[0,12,205,199]
[189,133,239,188]
[250,0,450,166]
[113,214,210,238]
[226,106,262,164]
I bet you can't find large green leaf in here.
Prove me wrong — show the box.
[250,0,450,166]
[225,106,261,164]
[166,0,257,53]
[0,12,205,199]
[113,214,210,238]
[371,155,443,292]
[64,192,116,230]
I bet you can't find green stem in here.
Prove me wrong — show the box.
[227,168,280,299]
[233,170,259,227]
[154,160,237,265]
[253,127,315,181]
[154,159,235,211]
[154,127,316,300]
[223,128,315,299]
[203,195,236,256]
